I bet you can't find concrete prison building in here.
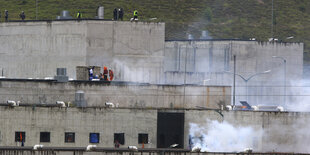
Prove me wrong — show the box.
[0,105,309,153]
[0,20,307,153]
[0,20,303,107]
[164,41,303,106]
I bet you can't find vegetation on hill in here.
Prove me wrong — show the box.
[0,0,309,57]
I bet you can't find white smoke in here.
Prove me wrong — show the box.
[189,120,263,152]
[112,58,151,83]
[286,80,310,112]
[190,115,310,153]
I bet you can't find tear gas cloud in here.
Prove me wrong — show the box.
[189,120,262,152]
[190,118,310,153]
[286,80,310,112]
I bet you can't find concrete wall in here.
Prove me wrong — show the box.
[0,149,299,155]
[0,80,231,109]
[0,21,87,79]
[165,41,304,106]
[0,149,292,155]
[0,21,303,107]
[0,21,165,82]
[86,21,165,84]
[0,106,309,153]
[0,107,157,148]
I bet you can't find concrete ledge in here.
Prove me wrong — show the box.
[0,147,307,154]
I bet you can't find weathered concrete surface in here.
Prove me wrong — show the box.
[86,21,165,84]
[0,21,87,79]
[0,148,305,155]
[0,21,304,107]
[0,107,157,148]
[0,21,165,82]
[0,107,310,153]
[0,80,231,109]
[165,41,303,83]
[165,41,304,106]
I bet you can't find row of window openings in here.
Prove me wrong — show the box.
[15,132,148,144]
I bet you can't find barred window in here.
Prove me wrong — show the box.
[89,133,100,143]
[15,131,25,142]
[65,132,75,143]
[138,133,148,144]
[40,132,50,142]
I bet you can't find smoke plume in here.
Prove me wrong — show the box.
[286,80,310,112]
[189,120,263,152]
[190,116,310,153]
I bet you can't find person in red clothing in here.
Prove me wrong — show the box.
[108,68,114,81]
[103,66,108,81]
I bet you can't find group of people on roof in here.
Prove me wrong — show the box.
[89,66,114,81]
[0,8,139,22]
[0,10,25,22]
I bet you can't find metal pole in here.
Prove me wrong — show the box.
[246,80,248,102]
[183,44,188,107]
[284,59,286,106]
[36,0,38,20]
[233,55,236,108]
[271,0,274,38]
[226,69,270,106]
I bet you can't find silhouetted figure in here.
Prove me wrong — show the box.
[4,10,8,22]
[19,11,25,21]
[118,8,123,21]
[113,8,118,20]
[114,140,120,148]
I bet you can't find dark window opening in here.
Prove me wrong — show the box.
[138,133,148,144]
[114,133,125,145]
[40,132,50,142]
[159,134,165,147]
[157,112,184,148]
[65,132,75,143]
[15,132,25,142]
[89,133,100,143]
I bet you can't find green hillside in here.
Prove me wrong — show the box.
[0,0,309,56]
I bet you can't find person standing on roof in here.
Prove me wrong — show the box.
[77,11,82,19]
[19,11,25,21]
[103,66,108,81]
[113,8,118,20]
[133,9,138,21]
[89,67,94,81]
[108,68,114,81]
[118,8,123,21]
[114,140,120,148]
[4,10,8,22]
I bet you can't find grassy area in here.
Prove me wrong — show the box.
[0,0,309,56]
